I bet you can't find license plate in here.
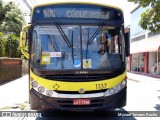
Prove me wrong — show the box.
[73,99,90,105]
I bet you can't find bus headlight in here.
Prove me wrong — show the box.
[38,86,45,93]
[104,78,127,96]
[46,90,53,96]
[109,89,115,94]
[30,78,56,96]
[31,81,38,88]
[116,84,121,91]
[122,79,126,86]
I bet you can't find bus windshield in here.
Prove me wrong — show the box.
[31,24,124,70]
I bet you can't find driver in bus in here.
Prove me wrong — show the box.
[98,32,109,54]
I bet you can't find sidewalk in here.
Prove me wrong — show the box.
[127,71,160,82]
[0,75,29,110]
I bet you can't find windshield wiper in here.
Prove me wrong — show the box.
[56,23,72,48]
[85,24,104,59]
[44,8,71,48]
[86,30,90,59]
[87,23,104,45]
[71,31,74,64]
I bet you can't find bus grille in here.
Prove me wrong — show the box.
[55,89,107,94]
[43,74,116,82]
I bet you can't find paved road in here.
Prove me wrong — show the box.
[0,75,29,109]
[124,79,160,111]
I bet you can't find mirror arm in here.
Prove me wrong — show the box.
[21,48,29,59]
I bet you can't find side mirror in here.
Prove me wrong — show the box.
[20,31,27,48]
[20,24,31,59]
[124,32,130,57]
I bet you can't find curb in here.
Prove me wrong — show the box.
[127,72,160,82]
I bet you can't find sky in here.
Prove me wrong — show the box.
[5,0,138,26]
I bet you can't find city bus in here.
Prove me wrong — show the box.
[20,2,130,111]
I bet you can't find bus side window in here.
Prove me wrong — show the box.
[114,35,119,53]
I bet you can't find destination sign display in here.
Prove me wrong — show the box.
[32,4,123,22]
[42,9,113,20]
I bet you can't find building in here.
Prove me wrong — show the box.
[129,6,160,75]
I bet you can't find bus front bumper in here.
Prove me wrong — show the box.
[30,87,127,111]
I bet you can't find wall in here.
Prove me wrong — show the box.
[130,7,147,41]
[0,58,22,84]
[149,52,156,73]
[131,53,144,72]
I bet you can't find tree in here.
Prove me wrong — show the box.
[0,1,25,36]
[5,34,21,58]
[0,32,6,57]
[129,0,160,32]
[0,0,5,24]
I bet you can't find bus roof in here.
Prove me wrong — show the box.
[31,1,123,14]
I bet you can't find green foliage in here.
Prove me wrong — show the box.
[0,32,6,57]
[3,1,16,12]
[0,0,5,24]
[0,32,21,58]
[128,0,158,7]
[129,0,160,32]
[0,1,25,36]
[5,34,21,58]
[0,1,25,58]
